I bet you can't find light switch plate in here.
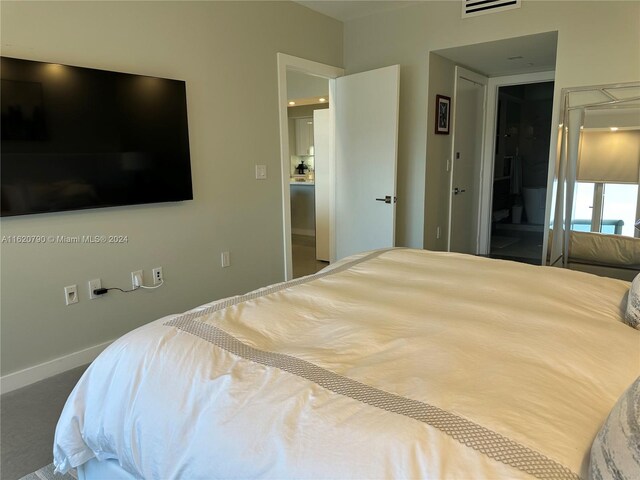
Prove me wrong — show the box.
[221,251,230,268]
[255,165,267,180]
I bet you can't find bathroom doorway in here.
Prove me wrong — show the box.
[489,81,554,264]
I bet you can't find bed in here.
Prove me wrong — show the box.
[53,248,639,479]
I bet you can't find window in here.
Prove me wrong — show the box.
[601,183,639,237]
[571,182,639,237]
[571,182,595,232]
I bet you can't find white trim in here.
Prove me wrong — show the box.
[478,70,556,257]
[636,187,640,239]
[277,53,343,280]
[447,73,460,252]
[0,340,113,394]
[328,79,338,263]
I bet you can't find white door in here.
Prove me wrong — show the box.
[333,65,400,260]
[449,67,487,254]
[314,109,330,261]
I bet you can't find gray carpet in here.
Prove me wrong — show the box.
[1,365,88,480]
[18,464,75,480]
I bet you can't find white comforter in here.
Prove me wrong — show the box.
[54,249,638,479]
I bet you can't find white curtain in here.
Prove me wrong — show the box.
[578,130,640,183]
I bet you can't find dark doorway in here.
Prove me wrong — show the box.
[489,81,554,264]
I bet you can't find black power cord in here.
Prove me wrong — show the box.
[93,287,137,296]
[92,280,164,297]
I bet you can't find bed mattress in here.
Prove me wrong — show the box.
[54,249,638,479]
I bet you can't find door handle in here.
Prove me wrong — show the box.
[453,188,466,195]
[375,195,397,204]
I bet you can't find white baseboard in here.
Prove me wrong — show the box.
[0,340,113,394]
[292,228,315,237]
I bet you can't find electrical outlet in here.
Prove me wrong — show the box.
[131,270,143,289]
[221,251,230,268]
[152,267,163,285]
[436,226,441,239]
[64,285,78,305]
[88,278,102,299]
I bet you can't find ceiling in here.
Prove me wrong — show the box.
[434,32,558,77]
[295,1,418,22]
[295,3,557,78]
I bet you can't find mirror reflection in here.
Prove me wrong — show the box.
[573,105,640,237]
[548,83,640,280]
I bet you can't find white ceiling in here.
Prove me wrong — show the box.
[295,3,557,78]
[434,32,558,77]
[295,1,418,22]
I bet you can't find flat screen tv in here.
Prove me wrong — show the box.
[1,57,193,217]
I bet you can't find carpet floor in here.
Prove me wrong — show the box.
[1,365,88,480]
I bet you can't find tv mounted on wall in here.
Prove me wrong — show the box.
[1,57,193,217]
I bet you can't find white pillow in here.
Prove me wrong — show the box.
[590,377,640,479]
[625,274,640,329]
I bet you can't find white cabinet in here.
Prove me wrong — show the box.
[295,117,314,156]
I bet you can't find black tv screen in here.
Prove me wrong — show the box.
[1,57,193,217]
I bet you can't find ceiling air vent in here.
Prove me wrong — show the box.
[462,0,521,18]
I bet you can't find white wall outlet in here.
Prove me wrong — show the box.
[255,164,267,180]
[436,226,441,239]
[131,270,143,289]
[152,267,163,285]
[88,278,102,299]
[221,251,230,268]
[64,285,78,305]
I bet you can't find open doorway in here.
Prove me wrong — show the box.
[276,54,343,281]
[286,70,330,278]
[488,81,554,263]
[278,54,400,281]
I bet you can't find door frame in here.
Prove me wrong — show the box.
[477,70,556,256]
[276,53,343,280]
[447,66,488,253]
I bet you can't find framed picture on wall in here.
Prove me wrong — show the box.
[435,94,451,135]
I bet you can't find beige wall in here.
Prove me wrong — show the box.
[0,1,342,375]
[425,53,456,250]
[4,0,640,377]
[343,0,640,250]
